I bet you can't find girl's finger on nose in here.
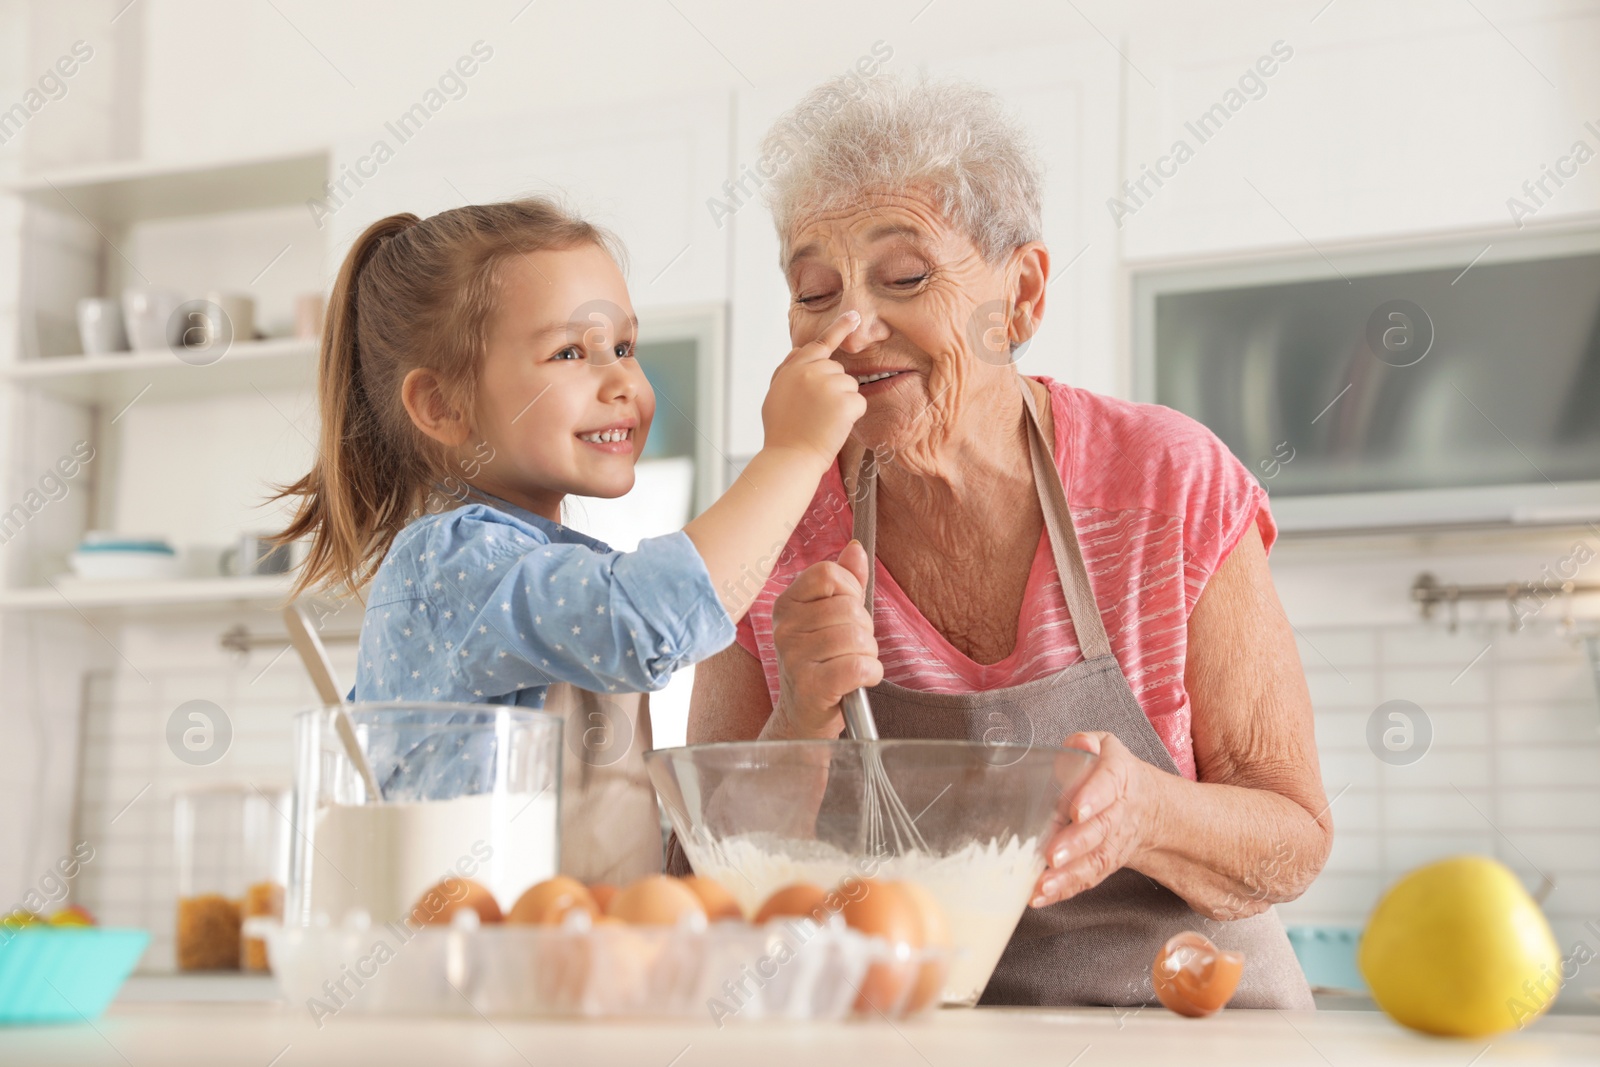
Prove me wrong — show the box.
[779,310,860,369]
[809,309,860,355]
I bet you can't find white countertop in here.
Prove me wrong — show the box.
[3,999,1597,1066]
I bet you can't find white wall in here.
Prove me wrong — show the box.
[2,0,1599,991]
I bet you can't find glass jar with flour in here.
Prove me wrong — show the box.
[287,704,562,929]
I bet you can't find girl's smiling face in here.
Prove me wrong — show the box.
[458,243,654,519]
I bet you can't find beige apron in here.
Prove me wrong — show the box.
[543,685,664,885]
[843,375,1312,1009]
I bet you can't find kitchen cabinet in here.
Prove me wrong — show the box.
[0,150,337,930]
[1118,6,1600,261]
[323,91,732,313]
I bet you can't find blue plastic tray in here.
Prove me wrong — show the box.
[0,928,150,1024]
[1286,924,1365,992]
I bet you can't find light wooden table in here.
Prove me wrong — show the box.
[2,1000,1597,1066]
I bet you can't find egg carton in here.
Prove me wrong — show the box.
[244,914,945,1022]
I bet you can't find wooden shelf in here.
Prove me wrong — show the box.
[4,150,329,226]
[0,337,317,405]
[0,575,295,613]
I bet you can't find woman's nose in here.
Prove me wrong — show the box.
[835,303,885,354]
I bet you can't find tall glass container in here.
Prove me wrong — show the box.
[172,783,289,971]
[288,703,563,928]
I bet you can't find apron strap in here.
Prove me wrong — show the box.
[849,375,1114,662]
[1016,375,1114,661]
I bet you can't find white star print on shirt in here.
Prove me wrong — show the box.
[350,495,734,707]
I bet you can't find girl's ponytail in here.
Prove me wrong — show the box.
[272,199,622,602]
[273,213,421,600]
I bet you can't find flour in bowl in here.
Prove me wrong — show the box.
[685,832,1044,1004]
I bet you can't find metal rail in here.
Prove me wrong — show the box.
[1411,571,1600,631]
[219,623,358,653]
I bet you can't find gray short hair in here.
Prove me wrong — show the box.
[761,74,1044,265]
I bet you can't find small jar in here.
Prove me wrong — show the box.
[172,783,288,972]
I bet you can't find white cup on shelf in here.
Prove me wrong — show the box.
[121,287,183,352]
[75,297,129,355]
[204,291,256,347]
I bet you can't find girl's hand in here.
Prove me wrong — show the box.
[1030,731,1165,907]
[762,311,866,467]
[765,539,882,740]
[681,312,864,623]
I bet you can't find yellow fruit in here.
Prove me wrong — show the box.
[2,910,41,932]
[1359,855,1562,1036]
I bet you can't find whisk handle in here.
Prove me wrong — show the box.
[840,688,879,741]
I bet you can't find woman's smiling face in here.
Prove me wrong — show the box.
[783,188,1035,458]
[468,243,655,517]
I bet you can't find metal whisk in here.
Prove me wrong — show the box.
[841,688,928,856]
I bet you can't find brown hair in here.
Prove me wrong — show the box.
[273,199,623,599]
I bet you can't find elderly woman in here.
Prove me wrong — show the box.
[687,76,1331,1009]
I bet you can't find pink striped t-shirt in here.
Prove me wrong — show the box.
[734,376,1276,782]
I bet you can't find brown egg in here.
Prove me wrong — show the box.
[587,883,618,913]
[1152,931,1245,1017]
[680,875,743,921]
[755,883,832,926]
[409,876,502,926]
[839,878,921,1015]
[507,876,599,925]
[894,881,950,1013]
[606,875,706,926]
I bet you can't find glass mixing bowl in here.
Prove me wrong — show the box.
[645,739,1097,1005]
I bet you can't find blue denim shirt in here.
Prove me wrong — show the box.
[350,492,735,709]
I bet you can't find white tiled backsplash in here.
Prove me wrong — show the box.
[1278,619,1600,1004]
[66,615,1600,988]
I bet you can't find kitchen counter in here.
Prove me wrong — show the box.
[2,1000,1597,1065]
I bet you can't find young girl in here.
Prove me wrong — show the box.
[276,199,863,709]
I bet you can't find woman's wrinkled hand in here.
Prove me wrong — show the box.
[765,539,883,741]
[1030,731,1165,908]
